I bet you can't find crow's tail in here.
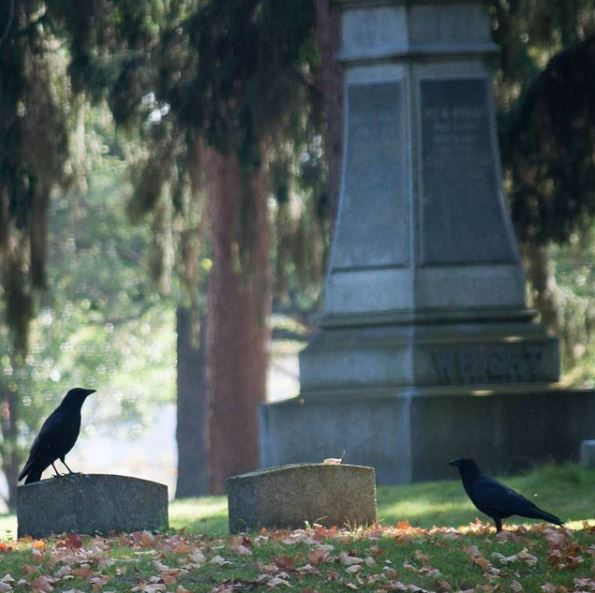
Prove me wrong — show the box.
[530,506,564,527]
[24,469,42,484]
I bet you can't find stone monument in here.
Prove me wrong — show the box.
[227,464,376,533]
[260,0,595,482]
[17,474,168,537]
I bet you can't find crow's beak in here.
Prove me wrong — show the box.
[449,459,459,467]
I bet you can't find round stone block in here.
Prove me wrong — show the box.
[17,474,168,538]
[227,463,376,533]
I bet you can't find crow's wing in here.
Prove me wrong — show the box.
[18,409,66,480]
[470,475,537,517]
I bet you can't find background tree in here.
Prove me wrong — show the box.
[491,0,595,372]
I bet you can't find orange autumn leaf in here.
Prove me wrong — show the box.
[308,549,327,566]
[172,543,193,555]
[71,566,92,578]
[395,520,411,530]
[61,534,83,549]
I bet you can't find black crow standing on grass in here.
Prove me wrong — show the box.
[18,388,96,484]
[450,458,564,532]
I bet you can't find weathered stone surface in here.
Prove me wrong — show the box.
[261,389,595,484]
[580,440,595,469]
[17,474,168,537]
[227,464,376,533]
[333,80,407,269]
[420,78,515,265]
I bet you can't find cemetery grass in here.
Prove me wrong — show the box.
[0,464,593,593]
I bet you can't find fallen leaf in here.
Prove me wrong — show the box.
[339,552,364,566]
[308,549,327,566]
[189,550,206,564]
[60,534,83,549]
[267,577,292,588]
[30,576,54,593]
[234,544,253,556]
[53,565,72,578]
[210,555,230,566]
[71,566,92,578]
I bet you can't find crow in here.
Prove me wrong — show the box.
[19,388,96,484]
[449,458,564,532]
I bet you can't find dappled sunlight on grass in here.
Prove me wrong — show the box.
[170,495,228,534]
[0,514,16,540]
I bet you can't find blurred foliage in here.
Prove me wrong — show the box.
[0,157,175,503]
[491,0,595,244]
[548,227,595,387]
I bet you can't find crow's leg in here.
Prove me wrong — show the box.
[60,457,77,474]
[493,517,503,533]
[51,462,62,477]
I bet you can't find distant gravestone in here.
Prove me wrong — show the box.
[580,440,595,469]
[17,474,168,538]
[227,463,376,533]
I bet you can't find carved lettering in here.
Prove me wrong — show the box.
[430,344,546,385]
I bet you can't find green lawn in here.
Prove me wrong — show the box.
[165,462,595,535]
[0,464,593,593]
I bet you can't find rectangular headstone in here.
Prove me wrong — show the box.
[17,474,168,537]
[228,464,377,533]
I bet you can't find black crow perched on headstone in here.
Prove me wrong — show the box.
[450,458,564,532]
[19,388,96,484]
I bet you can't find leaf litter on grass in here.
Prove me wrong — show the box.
[0,522,593,593]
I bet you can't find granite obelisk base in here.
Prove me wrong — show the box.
[261,389,595,484]
[17,474,168,537]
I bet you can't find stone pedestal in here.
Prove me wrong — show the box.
[17,474,168,537]
[259,0,595,482]
[227,464,376,533]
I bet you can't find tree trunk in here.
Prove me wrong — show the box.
[315,0,343,218]
[203,147,271,494]
[175,306,208,498]
[1,383,20,510]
